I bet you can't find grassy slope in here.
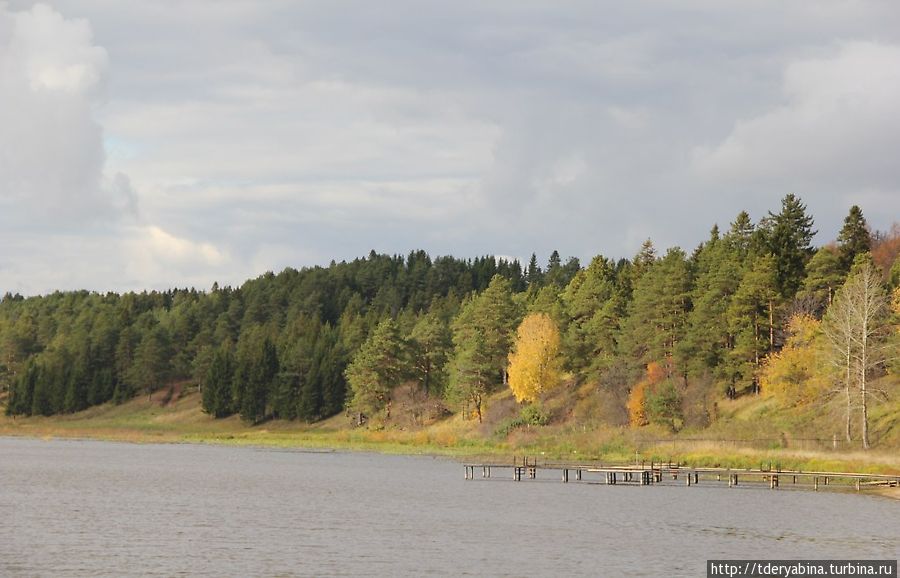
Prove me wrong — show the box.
[2,383,899,476]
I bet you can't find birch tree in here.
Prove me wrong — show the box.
[823,256,891,449]
[507,313,562,403]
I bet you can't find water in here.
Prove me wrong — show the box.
[1,437,898,577]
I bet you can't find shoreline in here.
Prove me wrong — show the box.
[2,391,898,499]
[3,426,899,501]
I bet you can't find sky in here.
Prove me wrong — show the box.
[1,1,899,295]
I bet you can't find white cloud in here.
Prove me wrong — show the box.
[3,1,900,294]
[123,225,230,289]
[692,41,900,192]
[0,3,132,222]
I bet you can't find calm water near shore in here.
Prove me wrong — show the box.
[1,437,898,577]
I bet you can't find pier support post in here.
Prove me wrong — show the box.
[576,469,582,481]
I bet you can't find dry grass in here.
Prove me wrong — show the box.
[2,379,899,474]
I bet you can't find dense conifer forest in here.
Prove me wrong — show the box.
[3,196,899,446]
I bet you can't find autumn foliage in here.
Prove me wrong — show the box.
[759,314,830,406]
[627,362,666,427]
[507,313,562,403]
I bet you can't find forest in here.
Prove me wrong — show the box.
[2,195,899,448]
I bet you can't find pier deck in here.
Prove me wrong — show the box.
[462,458,900,492]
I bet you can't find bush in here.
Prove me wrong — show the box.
[494,404,551,437]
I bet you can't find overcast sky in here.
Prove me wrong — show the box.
[1,1,899,295]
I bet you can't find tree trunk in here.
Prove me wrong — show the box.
[768,300,775,353]
[844,343,852,443]
[861,380,870,450]
[860,314,870,450]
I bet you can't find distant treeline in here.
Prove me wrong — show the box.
[3,195,899,433]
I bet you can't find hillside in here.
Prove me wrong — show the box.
[3,379,899,476]
[2,197,899,466]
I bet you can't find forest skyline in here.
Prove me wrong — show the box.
[2,2,900,295]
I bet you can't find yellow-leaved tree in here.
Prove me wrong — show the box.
[759,314,831,407]
[507,313,562,403]
[627,361,666,427]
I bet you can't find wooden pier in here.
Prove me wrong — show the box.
[462,457,900,493]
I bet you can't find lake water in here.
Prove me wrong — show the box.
[1,437,898,577]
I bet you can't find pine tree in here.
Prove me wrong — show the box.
[344,318,405,424]
[451,275,519,386]
[445,331,494,422]
[681,227,743,378]
[620,247,691,376]
[561,255,620,377]
[129,327,171,401]
[726,255,778,395]
[799,247,844,313]
[409,312,451,395]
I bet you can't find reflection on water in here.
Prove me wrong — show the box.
[1,437,898,577]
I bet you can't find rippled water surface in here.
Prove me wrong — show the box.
[1,437,898,576]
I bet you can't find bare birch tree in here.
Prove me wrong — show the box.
[822,294,855,443]
[823,257,891,449]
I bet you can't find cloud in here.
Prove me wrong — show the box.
[123,225,230,290]
[3,1,900,294]
[692,41,900,195]
[0,3,133,222]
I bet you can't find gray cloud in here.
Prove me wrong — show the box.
[2,1,900,294]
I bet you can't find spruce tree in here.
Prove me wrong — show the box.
[202,345,235,418]
[545,250,564,287]
[837,205,871,273]
[526,254,543,288]
[766,194,816,298]
[240,337,277,424]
